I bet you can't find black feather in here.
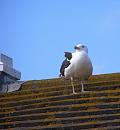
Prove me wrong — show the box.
[60,59,71,76]
[64,52,72,60]
[59,52,72,77]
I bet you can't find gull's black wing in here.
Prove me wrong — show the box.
[64,52,72,60]
[59,59,71,77]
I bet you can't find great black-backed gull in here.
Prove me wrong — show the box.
[60,43,93,94]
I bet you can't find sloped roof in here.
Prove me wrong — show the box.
[0,72,120,129]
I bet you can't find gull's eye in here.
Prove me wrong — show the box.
[81,45,85,48]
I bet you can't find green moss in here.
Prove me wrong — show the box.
[0,73,120,129]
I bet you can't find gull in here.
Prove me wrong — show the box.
[60,43,93,94]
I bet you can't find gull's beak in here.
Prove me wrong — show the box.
[74,46,80,50]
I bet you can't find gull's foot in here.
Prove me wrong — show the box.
[81,90,90,92]
[73,91,77,94]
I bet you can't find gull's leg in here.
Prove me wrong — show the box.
[81,81,84,92]
[70,77,77,94]
[81,81,89,92]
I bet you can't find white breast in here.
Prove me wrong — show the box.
[64,51,93,80]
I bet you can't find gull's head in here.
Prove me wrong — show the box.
[74,43,88,53]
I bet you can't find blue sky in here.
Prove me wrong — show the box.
[0,0,120,80]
